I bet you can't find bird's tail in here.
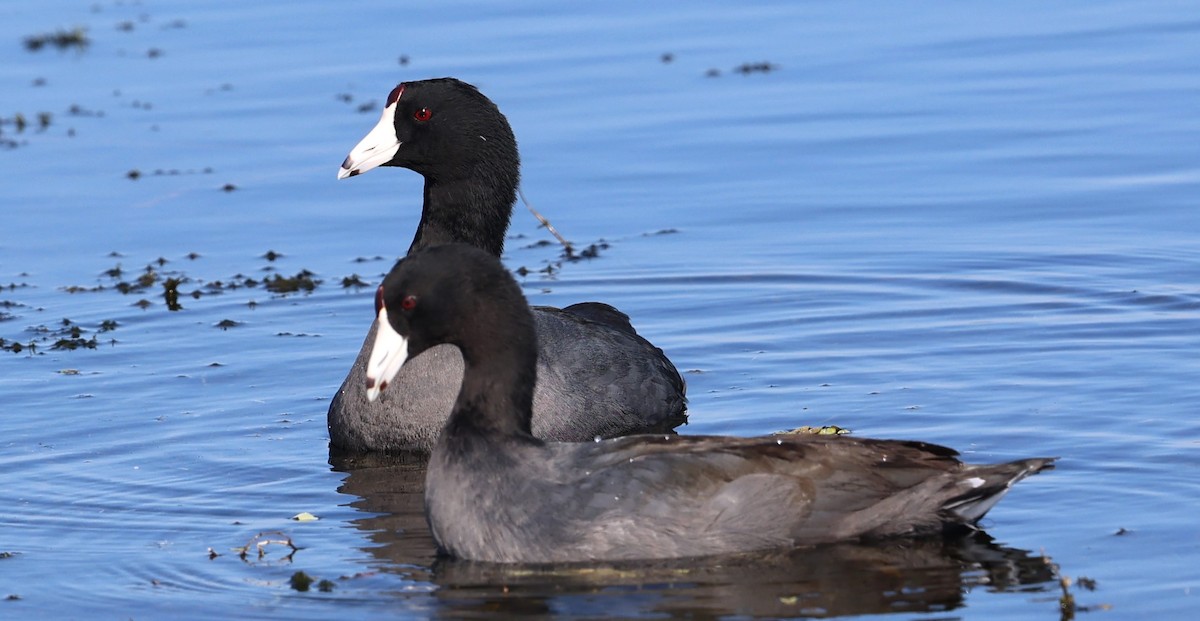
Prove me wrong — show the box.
[943,457,1056,524]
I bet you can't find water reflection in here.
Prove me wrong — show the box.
[331,450,441,575]
[332,452,1056,619]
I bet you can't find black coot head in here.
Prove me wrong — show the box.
[365,243,532,401]
[340,78,517,181]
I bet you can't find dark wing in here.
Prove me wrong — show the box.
[560,302,637,336]
[528,306,687,441]
[537,435,1050,559]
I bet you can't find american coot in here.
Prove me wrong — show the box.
[367,244,1055,563]
[329,78,686,453]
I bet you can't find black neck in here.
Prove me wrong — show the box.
[407,174,515,257]
[441,331,540,446]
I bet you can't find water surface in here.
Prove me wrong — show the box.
[3,1,1198,618]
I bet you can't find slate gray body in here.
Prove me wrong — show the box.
[426,431,1051,563]
[329,303,686,453]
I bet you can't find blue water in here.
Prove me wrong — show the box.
[3,0,1198,618]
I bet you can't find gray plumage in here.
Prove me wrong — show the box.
[329,305,686,453]
[370,244,1055,563]
[427,433,1052,563]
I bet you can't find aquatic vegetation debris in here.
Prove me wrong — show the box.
[23,27,90,52]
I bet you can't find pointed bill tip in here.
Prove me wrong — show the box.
[337,155,360,180]
[366,379,384,402]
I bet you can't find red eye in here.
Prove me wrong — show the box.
[400,294,418,311]
[413,107,432,122]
